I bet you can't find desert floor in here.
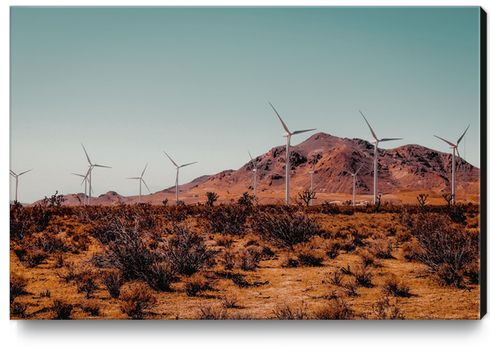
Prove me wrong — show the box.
[10,202,481,320]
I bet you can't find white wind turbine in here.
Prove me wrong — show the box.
[269,102,316,204]
[71,169,92,205]
[306,159,317,206]
[10,169,32,202]
[434,125,470,205]
[348,163,364,206]
[127,163,151,204]
[81,143,111,205]
[359,111,402,204]
[164,151,197,204]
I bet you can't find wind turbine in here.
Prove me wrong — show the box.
[306,158,317,206]
[71,169,92,205]
[10,169,32,202]
[434,125,470,205]
[127,163,151,204]
[359,111,402,204]
[81,143,111,205]
[247,151,259,203]
[269,102,316,204]
[349,163,363,206]
[163,151,197,204]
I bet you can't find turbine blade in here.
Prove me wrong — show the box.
[379,138,402,142]
[18,169,33,176]
[269,102,292,135]
[180,161,197,168]
[355,163,364,175]
[10,170,17,177]
[127,177,140,180]
[457,125,470,145]
[359,111,379,141]
[456,147,461,160]
[142,178,151,193]
[72,173,85,178]
[291,128,316,135]
[248,151,257,169]
[163,151,179,168]
[94,164,111,168]
[81,143,92,165]
[434,135,457,148]
[141,163,148,177]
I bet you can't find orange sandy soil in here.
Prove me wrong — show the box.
[10,209,480,320]
[127,185,480,207]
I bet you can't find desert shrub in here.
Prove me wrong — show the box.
[464,260,480,285]
[81,300,101,316]
[372,297,405,320]
[10,273,28,304]
[11,301,28,318]
[184,273,213,296]
[324,239,341,259]
[221,294,240,309]
[40,289,51,298]
[205,192,219,206]
[395,230,412,243]
[75,271,98,299]
[196,304,229,320]
[251,207,321,249]
[368,236,395,259]
[341,278,359,297]
[273,301,308,320]
[446,203,467,224]
[120,283,156,319]
[220,249,236,270]
[145,262,178,292]
[382,274,411,297]
[401,212,477,288]
[102,269,125,298]
[293,242,324,267]
[326,269,345,287]
[281,256,300,268]
[199,205,249,236]
[13,244,28,262]
[401,241,422,262]
[51,299,74,320]
[337,236,356,253]
[25,248,49,268]
[358,250,381,268]
[56,261,79,283]
[31,231,70,254]
[103,220,160,281]
[216,234,234,248]
[311,298,354,320]
[54,252,64,268]
[238,192,254,206]
[163,223,218,276]
[352,265,374,288]
[235,245,263,271]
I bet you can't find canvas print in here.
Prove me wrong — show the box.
[10,6,484,320]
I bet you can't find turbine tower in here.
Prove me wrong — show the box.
[81,143,111,205]
[359,111,402,204]
[10,169,32,202]
[269,102,316,204]
[349,164,363,206]
[434,125,470,205]
[306,159,316,206]
[127,163,151,204]
[164,151,197,204]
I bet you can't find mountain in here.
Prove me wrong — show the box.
[30,132,480,206]
[179,132,479,197]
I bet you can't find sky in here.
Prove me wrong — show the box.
[8,5,482,204]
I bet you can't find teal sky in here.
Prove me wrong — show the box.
[9,6,481,203]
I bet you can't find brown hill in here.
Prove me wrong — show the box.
[179,132,479,198]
